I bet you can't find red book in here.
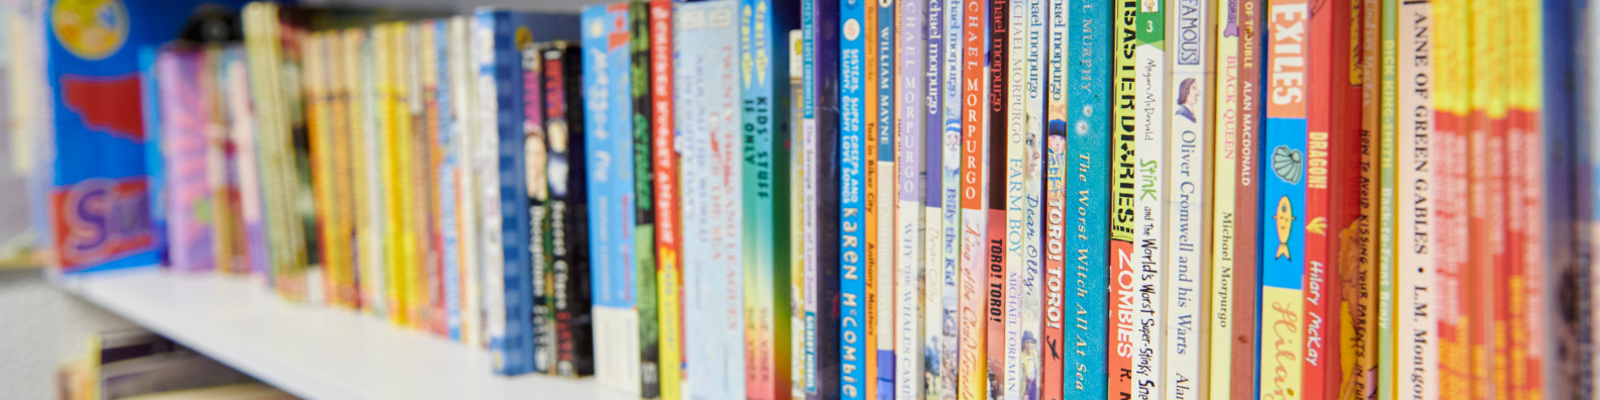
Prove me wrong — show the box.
[1231,0,1263,398]
[1303,0,1359,394]
[985,0,1010,393]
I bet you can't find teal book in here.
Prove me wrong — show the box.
[741,0,798,395]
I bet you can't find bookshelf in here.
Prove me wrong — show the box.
[55,269,634,400]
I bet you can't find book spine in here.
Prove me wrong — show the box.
[894,0,927,396]
[935,0,964,396]
[791,29,809,400]
[401,23,425,323]
[392,22,416,324]
[650,2,683,398]
[1231,0,1264,397]
[956,0,990,396]
[742,0,797,395]
[1018,0,1045,395]
[420,22,446,335]
[1061,0,1110,395]
[811,0,845,395]
[1540,0,1580,398]
[1001,0,1029,393]
[1041,0,1070,396]
[356,28,389,317]
[1510,2,1545,398]
[1163,0,1208,394]
[1376,0,1399,395]
[630,3,661,396]
[921,0,950,397]
[1207,0,1239,397]
[547,43,596,378]
[303,34,333,301]
[841,0,872,392]
[153,48,216,273]
[1472,1,1509,397]
[862,0,883,395]
[1132,0,1168,397]
[1434,0,1469,395]
[436,20,462,341]
[1304,0,1335,393]
[287,14,317,301]
[802,0,821,397]
[521,40,553,372]
[583,3,643,391]
[873,0,898,396]
[1259,1,1309,399]
[474,11,535,376]
[985,0,1011,394]
[680,1,748,394]
[1107,0,1140,397]
[1395,0,1438,396]
[225,41,270,289]
[1348,0,1384,397]
[449,18,483,348]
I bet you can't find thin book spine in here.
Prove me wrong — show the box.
[801,0,823,397]
[1304,0,1337,393]
[922,0,951,396]
[1374,0,1399,394]
[872,0,899,395]
[1259,1,1309,398]
[1000,0,1029,393]
[1435,0,1470,395]
[544,43,595,377]
[1349,0,1384,397]
[1395,0,1438,396]
[841,0,872,392]
[936,0,966,396]
[1163,0,1209,394]
[421,22,446,335]
[1231,0,1263,397]
[1131,1,1168,397]
[584,3,644,391]
[521,37,551,373]
[863,0,883,396]
[650,1,683,398]
[956,0,990,395]
[1017,0,1045,396]
[1106,0,1140,397]
[1208,0,1240,396]
[630,2,660,396]
[811,0,845,395]
[1041,0,1071,394]
[437,20,462,342]
[893,0,928,396]
[1510,2,1547,398]
[743,0,797,394]
[791,28,810,400]
[1061,0,1111,393]
[985,0,1012,394]
[447,19,479,347]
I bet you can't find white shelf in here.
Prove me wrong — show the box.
[56,268,634,400]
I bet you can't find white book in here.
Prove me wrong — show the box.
[893,0,927,397]
[1396,1,1437,399]
[1018,0,1046,397]
[1132,3,1169,398]
[1163,0,1209,396]
[445,17,482,350]
[934,0,964,396]
[1002,0,1029,395]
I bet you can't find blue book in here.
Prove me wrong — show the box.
[809,0,845,396]
[1544,0,1584,397]
[676,1,748,398]
[740,0,799,393]
[582,3,644,393]
[474,8,536,376]
[919,0,948,395]
[436,19,463,343]
[840,0,872,392]
[1060,0,1110,395]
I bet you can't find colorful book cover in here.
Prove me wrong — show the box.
[47,0,255,274]
[893,0,926,395]
[1131,0,1168,397]
[1017,0,1045,395]
[985,0,1011,394]
[1232,0,1265,397]
[475,9,535,376]
[629,2,660,396]
[153,47,216,273]
[810,0,846,395]
[433,19,462,340]
[211,45,242,279]
[543,42,595,378]
[1509,2,1546,398]
[1060,0,1110,394]
[1207,0,1240,396]
[1539,1,1578,399]
[1000,0,1029,393]
[742,0,799,395]
[933,0,965,395]
[1376,0,1399,396]
[221,44,270,284]
[1259,1,1310,399]
[1304,0,1357,393]
[649,1,683,398]
[1162,0,1207,394]
[918,0,952,396]
[841,0,873,392]
[790,28,808,400]
[678,1,747,396]
[583,3,643,391]
[1345,0,1383,397]
[1106,0,1140,396]
[955,0,990,396]
[520,38,551,372]
[870,0,897,396]
[1395,0,1438,396]
[1041,0,1068,393]
[1470,0,1508,396]
[1434,0,1469,395]
[377,23,408,324]
[800,1,821,399]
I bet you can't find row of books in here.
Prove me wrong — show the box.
[125,0,1575,400]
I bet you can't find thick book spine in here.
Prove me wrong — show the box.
[893,0,927,396]
[956,0,990,396]
[1018,0,1045,396]
[985,0,1011,394]
[1259,1,1309,398]
[1304,0,1354,393]
[841,0,872,392]
[1395,0,1438,396]
[742,0,797,395]
[1509,2,1545,398]
[873,1,898,396]
[1041,0,1070,395]
[1163,0,1208,395]
[649,2,683,398]
[630,3,660,397]
[1207,1,1239,396]
[1434,0,1469,395]
[474,10,535,376]
[520,37,550,373]
[935,0,965,396]
[811,0,845,396]
[1060,0,1111,394]
[1471,1,1508,397]
[921,0,951,397]
[543,43,594,377]
[1107,0,1139,397]
[1348,0,1383,397]
[1376,0,1398,395]
[1131,1,1168,397]
[1231,0,1264,397]
[583,3,643,391]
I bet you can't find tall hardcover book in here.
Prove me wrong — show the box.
[1131,0,1169,397]
[956,0,990,396]
[1435,0,1470,396]
[842,0,873,392]
[583,3,644,392]
[540,42,595,378]
[1060,0,1111,394]
[932,0,965,395]
[677,1,747,396]
[1231,0,1264,397]
[893,0,928,394]
[1163,0,1208,394]
[649,1,683,399]
[1259,1,1310,399]
[1394,0,1438,396]
[1106,0,1140,396]
[809,0,846,396]
[474,9,536,375]
[1208,0,1240,396]
[629,2,661,397]
[741,0,799,395]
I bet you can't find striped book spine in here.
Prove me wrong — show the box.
[893,0,927,395]
[1106,0,1140,397]
[1207,0,1240,396]
[630,3,661,396]
[956,0,990,395]
[1163,0,1208,394]
[1259,1,1310,398]
[1132,0,1168,397]
[1061,0,1110,394]
[742,0,798,394]
[650,2,683,398]
[841,0,872,392]
[474,10,536,376]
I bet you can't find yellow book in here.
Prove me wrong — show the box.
[377,24,409,325]
[1207,0,1239,396]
